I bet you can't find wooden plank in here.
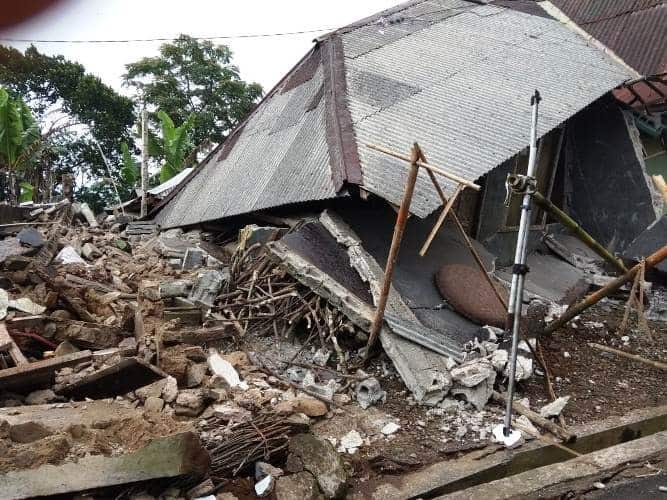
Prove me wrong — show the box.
[0,321,28,366]
[0,350,92,393]
[1,432,210,499]
[56,357,167,400]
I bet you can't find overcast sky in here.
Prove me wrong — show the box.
[0,0,398,96]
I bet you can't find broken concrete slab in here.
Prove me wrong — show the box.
[539,396,571,418]
[158,279,194,299]
[16,227,44,248]
[188,269,228,307]
[55,357,166,400]
[289,433,347,498]
[270,211,459,404]
[182,247,205,270]
[0,350,92,393]
[356,377,387,409]
[275,471,325,500]
[0,431,209,499]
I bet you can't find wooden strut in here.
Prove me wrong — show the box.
[418,149,507,309]
[419,183,465,256]
[543,245,667,335]
[531,191,627,273]
[365,144,422,359]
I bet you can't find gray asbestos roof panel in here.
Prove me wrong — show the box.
[156,65,337,229]
[343,3,634,217]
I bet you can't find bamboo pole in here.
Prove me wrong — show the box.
[491,391,575,442]
[366,143,481,191]
[532,191,627,273]
[543,245,667,335]
[588,343,667,371]
[364,144,422,359]
[419,183,464,256]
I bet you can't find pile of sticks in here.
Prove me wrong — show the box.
[201,413,306,480]
[215,244,356,350]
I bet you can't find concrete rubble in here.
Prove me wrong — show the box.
[0,192,664,497]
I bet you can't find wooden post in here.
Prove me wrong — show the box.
[419,183,464,256]
[543,245,667,335]
[532,191,627,273]
[364,144,422,359]
[140,106,149,218]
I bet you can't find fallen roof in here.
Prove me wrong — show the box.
[549,0,667,76]
[156,0,633,228]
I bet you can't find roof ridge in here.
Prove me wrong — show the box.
[577,1,664,27]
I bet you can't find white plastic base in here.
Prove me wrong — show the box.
[493,423,523,448]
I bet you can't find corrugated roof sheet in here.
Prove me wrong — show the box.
[343,2,633,217]
[156,0,634,228]
[551,0,667,75]
[156,52,338,228]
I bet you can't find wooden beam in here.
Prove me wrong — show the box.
[0,322,28,366]
[366,143,481,191]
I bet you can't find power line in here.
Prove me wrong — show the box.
[0,28,334,44]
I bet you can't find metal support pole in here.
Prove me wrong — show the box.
[503,90,541,438]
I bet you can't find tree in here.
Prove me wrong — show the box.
[124,35,262,150]
[0,87,40,202]
[154,110,194,183]
[0,45,136,203]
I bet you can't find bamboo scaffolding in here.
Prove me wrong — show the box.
[531,191,627,273]
[543,245,667,335]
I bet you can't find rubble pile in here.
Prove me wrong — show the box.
[0,199,664,499]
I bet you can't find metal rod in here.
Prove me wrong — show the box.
[364,144,422,360]
[366,143,481,191]
[504,90,541,436]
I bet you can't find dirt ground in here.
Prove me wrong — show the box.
[324,297,666,493]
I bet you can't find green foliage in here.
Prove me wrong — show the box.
[157,110,194,183]
[124,35,262,149]
[120,142,139,186]
[0,87,40,171]
[19,181,34,202]
[0,45,136,203]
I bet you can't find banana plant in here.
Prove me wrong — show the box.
[119,142,139,187]
[0,87,40,202]
[157,110,194,183]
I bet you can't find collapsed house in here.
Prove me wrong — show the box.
[154,0,663,402]
[0,1,665,498]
